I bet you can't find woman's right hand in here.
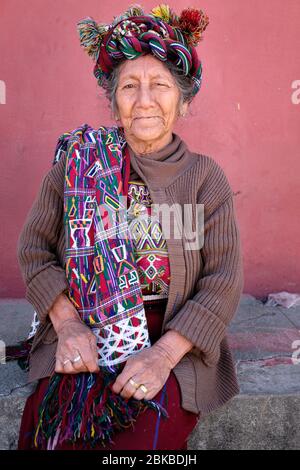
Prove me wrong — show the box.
[55,318,100,374]
[49,292,100,374]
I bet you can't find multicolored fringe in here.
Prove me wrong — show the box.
[33,366,169,450]
[5,337,33,371]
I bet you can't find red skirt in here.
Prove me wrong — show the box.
[18,299,199,450]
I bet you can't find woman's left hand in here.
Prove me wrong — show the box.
[111,344,174,401]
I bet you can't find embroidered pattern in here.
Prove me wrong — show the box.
[127,180,170,299]
[60,124,151,366]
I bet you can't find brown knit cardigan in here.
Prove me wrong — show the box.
[17,132,244,416]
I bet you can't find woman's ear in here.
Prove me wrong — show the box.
[180,101,189,117]
[113,102,120,121]
[110,107,120,121]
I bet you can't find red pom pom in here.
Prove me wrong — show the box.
[176,8,209,47]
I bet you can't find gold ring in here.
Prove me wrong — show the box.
[139,384,148,394]
[129,378,140,389]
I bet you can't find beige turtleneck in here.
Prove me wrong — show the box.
[127,132,195,189]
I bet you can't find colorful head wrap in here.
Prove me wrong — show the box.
[77,3,209,97]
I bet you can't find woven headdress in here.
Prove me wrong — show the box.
[77,3,209,97]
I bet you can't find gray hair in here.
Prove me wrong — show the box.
[100,58,195,118]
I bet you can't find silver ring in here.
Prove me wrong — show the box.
[72,355,82,363]
[63,359,71,365]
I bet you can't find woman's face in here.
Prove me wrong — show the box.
[115,55,188,147]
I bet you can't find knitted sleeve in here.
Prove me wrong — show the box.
[17,165,68,325]
[165,161,244,367]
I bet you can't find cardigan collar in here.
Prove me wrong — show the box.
[122,131,190,320]
[125,131,194,190]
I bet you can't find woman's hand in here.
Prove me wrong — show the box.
[48,292,99,374]
[110,343,174,401]
[54,318,100,374]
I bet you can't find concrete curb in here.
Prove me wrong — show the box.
[0,294,299,450]
[188,394,300,450]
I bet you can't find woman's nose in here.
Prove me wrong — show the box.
[136,85,155,107]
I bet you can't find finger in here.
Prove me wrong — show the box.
[119,379,140,400]
[133,384,152,401]
[55,357,64,373]
[63,358,78,374]
[88,336,99,363]
[78,342,99,373]
[112,364,146,394]
[71,354,87,372]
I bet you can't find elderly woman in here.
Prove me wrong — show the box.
[15,4,244,450]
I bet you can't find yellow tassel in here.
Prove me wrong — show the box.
[34,418,42,448]
[151,4,171,23]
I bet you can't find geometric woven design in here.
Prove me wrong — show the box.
[127,180,170,298]
[53,123,150,366]
[92,309,150,366]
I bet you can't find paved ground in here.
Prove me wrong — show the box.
[0,294,299,450]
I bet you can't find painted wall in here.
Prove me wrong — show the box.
[1,0,299,298]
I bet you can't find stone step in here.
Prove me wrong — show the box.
[0,294,299,450]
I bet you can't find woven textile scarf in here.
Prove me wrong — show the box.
[33,123,168,450]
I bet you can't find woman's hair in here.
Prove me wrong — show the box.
[100,57,195,118]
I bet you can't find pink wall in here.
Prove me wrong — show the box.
[1,0,300,298]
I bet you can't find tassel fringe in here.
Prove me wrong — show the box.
[5,337,33,371]
[33,367,169,449]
